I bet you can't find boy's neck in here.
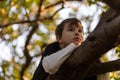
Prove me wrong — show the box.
[59,43,65,49]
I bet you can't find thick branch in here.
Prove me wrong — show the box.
[87,59,120,77]
[68,11,120,66]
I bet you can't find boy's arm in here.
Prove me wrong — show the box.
[42,43,79,74]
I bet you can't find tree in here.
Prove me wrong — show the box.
[0,0,120,80]
[49,0,120,80]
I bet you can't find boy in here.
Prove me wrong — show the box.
[32,18,108,80]
[32,18,83,80]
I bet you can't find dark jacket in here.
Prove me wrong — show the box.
[32,42,60,80]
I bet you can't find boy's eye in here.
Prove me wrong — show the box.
[68,28,74,31]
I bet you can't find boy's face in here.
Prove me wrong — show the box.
[57,22,84,48]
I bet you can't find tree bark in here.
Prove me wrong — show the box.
[104,0,120,12]
[50,1,120,80]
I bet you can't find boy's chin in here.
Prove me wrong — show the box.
[74,42,81,45]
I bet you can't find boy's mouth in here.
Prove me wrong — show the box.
[73,37,81,42]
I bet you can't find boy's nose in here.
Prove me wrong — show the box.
[75,30,80,35]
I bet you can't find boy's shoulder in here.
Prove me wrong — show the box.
[47,41,60,47]
[43,42,60,56]
[46,41,60,51]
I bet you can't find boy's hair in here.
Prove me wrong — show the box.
[55,18,82,38]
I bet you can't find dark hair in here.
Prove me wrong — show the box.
[55,18,82,38]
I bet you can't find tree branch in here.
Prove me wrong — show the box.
[20,0,44,80]
[44,0,83,9]
[86,59,120,77]
[103,0,120,12]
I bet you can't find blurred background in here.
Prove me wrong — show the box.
[0,0,120,80]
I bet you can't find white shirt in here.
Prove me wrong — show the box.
[42,43,79,74]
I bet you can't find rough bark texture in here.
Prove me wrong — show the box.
[49,0,120,80]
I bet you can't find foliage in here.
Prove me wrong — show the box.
[87,0,102,5]
[116,45,120,57]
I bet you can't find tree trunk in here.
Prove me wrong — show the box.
[49,1,120,80]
